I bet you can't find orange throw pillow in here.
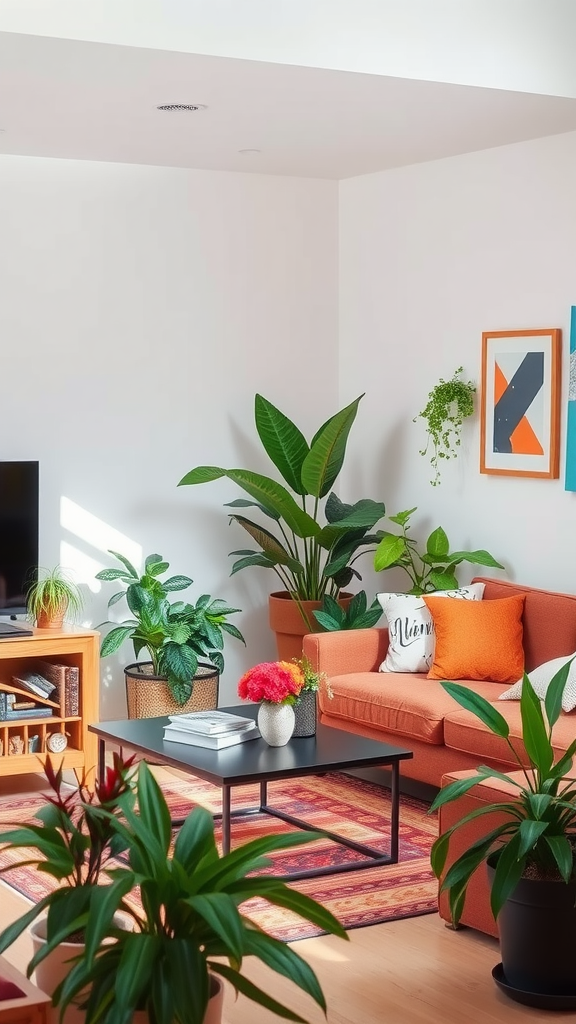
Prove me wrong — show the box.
[423,593,525,683]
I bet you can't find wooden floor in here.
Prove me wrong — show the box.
[0,772,557,1024]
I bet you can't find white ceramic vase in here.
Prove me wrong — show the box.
[258,702,295,746]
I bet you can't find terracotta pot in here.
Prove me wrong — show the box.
[36,605,66,629]
[268,591,353,661]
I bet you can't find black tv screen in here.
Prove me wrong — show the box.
[0,461,39,615]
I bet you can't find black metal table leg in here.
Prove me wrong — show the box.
[97,738,106,785]
[222,785,231,854]
[390,760,400,863]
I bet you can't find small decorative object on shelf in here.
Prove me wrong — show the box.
[414,366,476,486]
[27,734,40,754]
[8,736,24,755]
[238,661,304,746]
[46,732,68,754]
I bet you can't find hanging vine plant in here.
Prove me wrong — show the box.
[414,366,476,486]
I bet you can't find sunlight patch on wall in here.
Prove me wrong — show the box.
[60,496,142,590]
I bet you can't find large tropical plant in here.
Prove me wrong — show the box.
[179,394,386,624]
[96,552,245,705]
[431,661,576,925]
[53,761,348,1024]
[373,507,504,595]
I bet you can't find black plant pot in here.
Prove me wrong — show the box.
[488,858,576,1000]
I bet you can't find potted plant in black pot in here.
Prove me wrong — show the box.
[430,660,576,1008]
[96,551,245,716]
[52,760,348,1024]
[178,393,386,660]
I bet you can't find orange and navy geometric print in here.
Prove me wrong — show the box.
[493,352,544,455]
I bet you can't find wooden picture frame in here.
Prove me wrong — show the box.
[480,328,561,478]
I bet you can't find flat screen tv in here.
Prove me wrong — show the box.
[0,461,39,616]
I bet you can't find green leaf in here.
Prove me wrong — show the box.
[187,893,245,961]
[134,762,172,854]
[178,466,227,486]
[114,933,160,1015]
[301,395,363,498]
[162,575,194,592]
[441,682,511,738]
[520,673,553,774]
[426,527,449,558]
[225,470,318,538]
[173,806,219,873]
[107,550,140,578]
[317,498,386,549]
[95,568,132,582]
[243,930,326,1010]
[428,570,459,591]
[254,394,310,495]
[0,894,51,956]
[99,626,138,657]
[212,962,308,1023]
[228,516,303,571]
[517,819,548,859]
[544,835,574,882]
[544,659,574,729]
[388,508,417,527]
[446,549,505,569]
[145,554,169,576]
[230,553,278,574]
[490,835,525,919]
[374,534,406,572]
[224,498,280,521]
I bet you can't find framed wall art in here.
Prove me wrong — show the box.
[564,307,576,491]
[480,328,561,478]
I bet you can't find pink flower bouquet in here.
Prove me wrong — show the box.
[238,660,304,705]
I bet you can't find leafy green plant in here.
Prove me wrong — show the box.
[373,507,504,595]
[430,661,576,925]
[96,551,245,705]
[26,566,84,625]
[312,590,383,631]
[414,367,476,485]
[0,753,137,955]
[178,394,386,628]
[54,761,348,1024]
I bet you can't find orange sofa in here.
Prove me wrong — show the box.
[303,577,576,937]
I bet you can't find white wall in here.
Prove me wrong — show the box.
[3,0,576,98]
[0,155,338,716]
[339,130,576,599]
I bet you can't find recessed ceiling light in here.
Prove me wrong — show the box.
[238,149,261,156]
[156,103,207,112]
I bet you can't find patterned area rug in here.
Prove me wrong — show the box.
[0,771,438,941]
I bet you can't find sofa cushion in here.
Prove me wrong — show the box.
[423,593,525,683]
[319,673,509,746]
[443,700,576,767]
[376,583,485,674]
[475,578,576,672]
[499,651,576,712]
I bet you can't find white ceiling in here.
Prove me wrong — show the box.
[3,30,576,179]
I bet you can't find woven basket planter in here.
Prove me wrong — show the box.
[293,689,317,737]
[124,662,219,719]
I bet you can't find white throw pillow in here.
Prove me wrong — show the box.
[377,583,486,674]
[499,652,576,713]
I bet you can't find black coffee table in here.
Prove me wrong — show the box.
[88,707,413,880]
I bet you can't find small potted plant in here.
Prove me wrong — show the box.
[414,366,476,486]
[53,760,348,1024]
[373,507,504,594]
[96,551,245,715]
[178,393,386,660]
[431,661,576,1003]
[0,753,137,1007]
[26,566,84,629]
[291,654,330,737]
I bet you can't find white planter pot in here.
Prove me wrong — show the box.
[258,703,295,746]
[30,913,130,1024]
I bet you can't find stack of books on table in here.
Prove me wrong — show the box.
[163,711,261,749]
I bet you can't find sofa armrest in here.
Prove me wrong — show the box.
[302,628,389,676]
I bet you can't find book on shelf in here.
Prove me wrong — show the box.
[163,724,261,749]
[10,671,56,700]
[0,693,53,721]
[35,661,79,716]
[166,710,256,736]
